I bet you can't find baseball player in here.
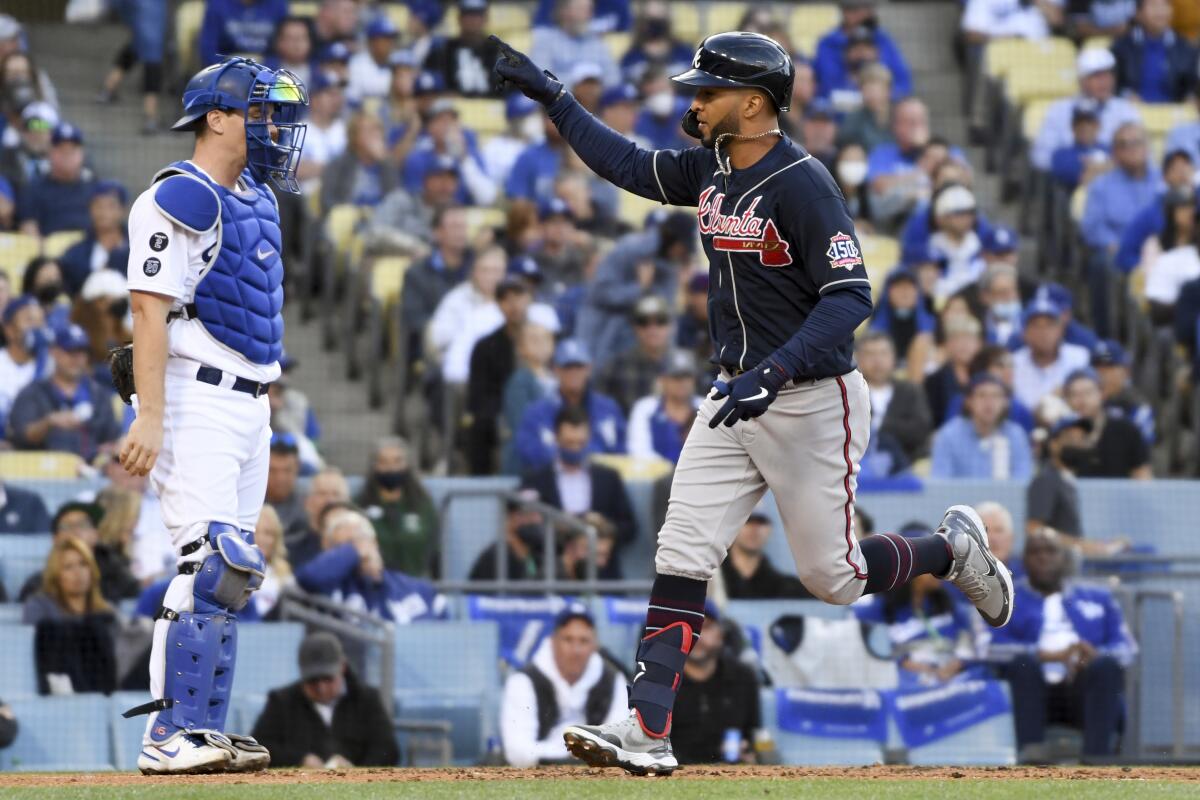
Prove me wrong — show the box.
[115,56,307,774]
[492,32,1014,775]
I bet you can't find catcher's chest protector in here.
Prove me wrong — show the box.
[154,160,284,365]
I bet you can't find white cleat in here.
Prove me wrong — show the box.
[564,711,678,776]
[222,733,271,773]
[137,731,234,775]
[937,504,1014,628]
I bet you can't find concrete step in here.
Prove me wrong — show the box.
[878,1,961,73]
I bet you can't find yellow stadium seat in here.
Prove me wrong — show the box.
[670,6,702,44]
[617,191,666,228]
[451,97,507,136]
[787,4,839,58]
[383,4,410,32]
[175,0,205,72]
[1070,185,1087,223]
[1022,98,1056,140]
[590,453,674,482]
[603,31,632,62]
[0,451,83,480]
[0,233,40,285]
[464,206,505,240]
[502,30,532,57]
[859,233,900,272]
[985,37,1076,81]
[445,2,530,36]
[1137,102,1198,137]
[43,230,85,259]
[1081,35,1113,52]
[370,256,411,304]
[289,1,318,17]
[324,204,364,255]
[704,3,750,37]
[1004,61,1076,105]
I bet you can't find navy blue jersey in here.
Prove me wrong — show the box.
[549,93,872,378]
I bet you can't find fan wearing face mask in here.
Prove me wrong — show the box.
[355,437,439,578]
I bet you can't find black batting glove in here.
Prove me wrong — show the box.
[707,361,791,429]
[490,34,564,105]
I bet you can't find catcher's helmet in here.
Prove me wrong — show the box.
[671,32,795,112]
[172,57,309,194]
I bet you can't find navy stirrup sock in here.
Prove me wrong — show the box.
[632,574,707,737]
[860,533,954,595]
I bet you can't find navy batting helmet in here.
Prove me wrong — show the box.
[172,57,309,194]
[671,32,795,112]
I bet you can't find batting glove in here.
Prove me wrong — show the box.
[707,360,791,429]
[490,35,563,105]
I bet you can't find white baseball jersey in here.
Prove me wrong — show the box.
[126,160,281,384]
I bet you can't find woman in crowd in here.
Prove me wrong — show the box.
[23,536,113,624]
[21,256,69,331]
[834,142,873,229]
[1143,186,1200,327]
[252,504,294,619]
[93,486,143,602]
[354,437,439,578]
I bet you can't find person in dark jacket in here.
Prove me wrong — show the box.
[1111,0,1198,103]
[469,489,547,583]
[0,698,15,749]
[465,277,531,474]
[519,406,637,579]
[58,180,129,297]
[421,0,501,96]
[355,437,439,577]
[0,480,50,534]
[252,631,400,768]
[857,331,934,462]
[719,513,811,600]
[398,205,472,368]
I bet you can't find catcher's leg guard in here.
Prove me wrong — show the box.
[131,523,264,743]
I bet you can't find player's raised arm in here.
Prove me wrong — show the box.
[490,35,704,207]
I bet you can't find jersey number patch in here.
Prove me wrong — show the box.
[712,218,792,267]
[825,232,863,270]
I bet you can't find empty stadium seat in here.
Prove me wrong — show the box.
[174,0,204,73]
[0,604,22,625]
[0,624,38,698]
[0,533,53,600]
[669,6,702,43]
[229,622,306,697]
[0,233,41,287]
[465,595,565,666]
[0,695,114,771]
[984,37,1076,82]
[231,692,269,737]
[290,1,318,16]
[762,688,885,766]
[42,230,84,259]
[451,97,507,136]
[1137,102,1198,137]
[393,621,500,765]
[382,3,410,33]
[603,31,632,62]
[324,204,366,256]
[370,255,412,305]
[424,476,519,581]
[0,451,84,479]
[463,205,506,240]
[704,3,750,37]
[617,191,666,228]
[787,4,839,58]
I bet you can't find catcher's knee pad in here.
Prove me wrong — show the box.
[192,522,266,613]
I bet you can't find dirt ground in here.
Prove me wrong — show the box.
[1,764,1197,788]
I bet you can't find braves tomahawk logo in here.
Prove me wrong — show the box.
[697,186,792,267]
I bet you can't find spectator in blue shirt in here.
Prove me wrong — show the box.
[59,180,129,297]
[532,0,631,34]
[1114,148,1198,272]
[854,523,979,687]
[1082,120,1159,334]
[869,269,936,381]
[931,373,1033,480]
[505,117,566,205]
[295,507,447,623]
[515,339,626,472]
[530,0,620,89]
[17,122,95,238]
[198,0,288,67]
[899,160,991,266]
[0,479,51,534]
[813,0,913,101]
[988,530,1136,759]
[627,350,701,465]
[1111,0,1198,103]
[946,346,1037,433]
[618,0,692,85]
[633,67,692,150]
[1049,101,1111,190]
[7,324,120,462]
[1068,0,1137,38]
[401,99,494,206]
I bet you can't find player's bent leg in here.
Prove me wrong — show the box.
[218,527,272,772]
[131,522,268,775]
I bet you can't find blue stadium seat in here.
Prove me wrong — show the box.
[592,596,647,663]
[228,622,306,697]
[900,702,1018,765]
[231,692,268,737]
[393,621,500,766]
[109,691,150,771]
[618,479,658,580]
[760,688,885,766]
[6,480,106,519]
[0,624,38,697]
[423,476,519,580]
[464,595,566,667]
[0,695,114,771]
[0,603,23,625]
[0,534,53,599]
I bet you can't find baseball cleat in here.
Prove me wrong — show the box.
[222,733,271,772]
[937,504,1014,628]
[564,711,678,776]
[137,731,234,775]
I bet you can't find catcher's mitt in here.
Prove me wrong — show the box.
[109,344,136,405]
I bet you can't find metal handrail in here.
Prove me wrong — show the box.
[435,487,623,596]
[1112,586,1186,760]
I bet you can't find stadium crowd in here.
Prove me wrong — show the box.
[0,0,1192,768]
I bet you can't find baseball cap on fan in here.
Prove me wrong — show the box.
[1076,48,1116,79]
[298,631,345,682]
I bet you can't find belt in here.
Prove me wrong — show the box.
[195,365,272,398]
[167,302,199,322]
